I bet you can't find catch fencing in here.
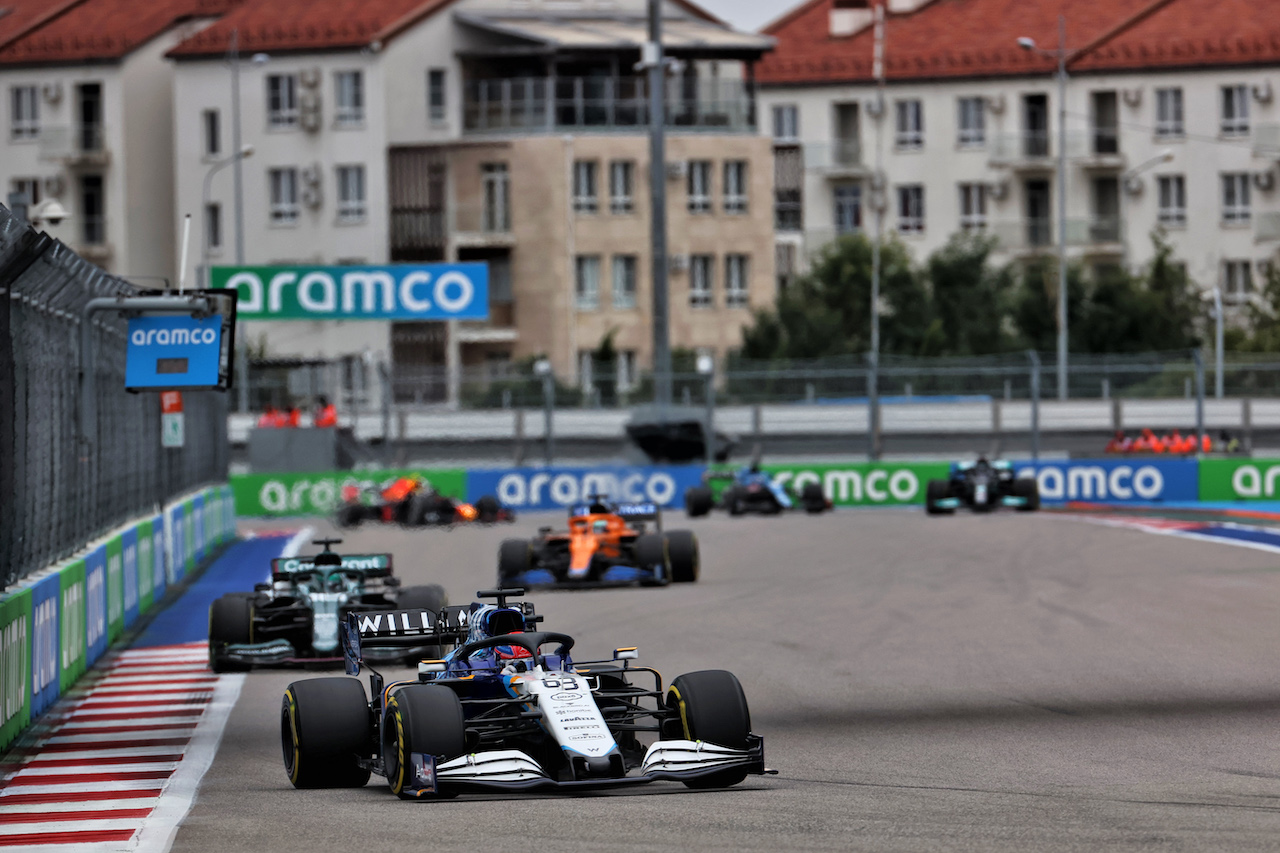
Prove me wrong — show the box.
[0,205,229,591]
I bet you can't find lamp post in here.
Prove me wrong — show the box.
[201,145,255,285]
[1018,17,1071,399]
[534,358,554,465]
[697,352,715,467]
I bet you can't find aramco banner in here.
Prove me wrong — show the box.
[212,264,489,320]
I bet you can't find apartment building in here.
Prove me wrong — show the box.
[168,0,774,402]
[759,0,1280,307]
[0,0,227,281]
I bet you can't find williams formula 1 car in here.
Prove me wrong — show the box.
[280,587,771,797]
[685,465,830,517]
[925,458,1040,514]
[497,498,698,588]
[208,539,448,672]
[336,475,514,529]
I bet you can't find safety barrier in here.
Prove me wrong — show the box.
[0,484,236,752]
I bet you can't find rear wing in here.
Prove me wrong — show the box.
[271,553,392,581]
[341,601,540,675]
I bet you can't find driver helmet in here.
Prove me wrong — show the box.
[466,604,531,660]
[592,519,609,534]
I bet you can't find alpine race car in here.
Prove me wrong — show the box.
[208,538,448,672]
[684,465,830,517]
[335,475,514,528]
[925,458,1040,514]
[496,498,698,588]
[280,587,771,797]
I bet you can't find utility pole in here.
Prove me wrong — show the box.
[229,30,249,412]
[1054,14,1068,400]
[644,0,671,412]
[868,2,886,460]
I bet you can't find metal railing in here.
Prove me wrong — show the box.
[0,204,229,590]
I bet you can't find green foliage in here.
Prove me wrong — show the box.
[1231,261,1280,353]
[924,232,1016,355]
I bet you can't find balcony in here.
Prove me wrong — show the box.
[390,208,445,257]
[462,77,755,135]
[1070,128,1125,170]
[804,139,867,178]
[989,132,1054,171]
[459,301,517,344]
[454,202,514,249]
[992,217,1123,255]
[39,124,110,167]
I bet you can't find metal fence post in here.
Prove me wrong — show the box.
[379,361,391,465]
[1028,350,1041,461]
[703,371,715,468]
[542,373,555,465]
[1193,349,1205,449]
[867,352,881,460]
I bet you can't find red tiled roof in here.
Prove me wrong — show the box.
[758,0,1280,86]
[0,0,235,64]
[0,0,84,51]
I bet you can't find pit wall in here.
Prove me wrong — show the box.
[230,457,1280,517]
[0,484,236,752]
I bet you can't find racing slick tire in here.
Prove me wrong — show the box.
[665,670,752,788]
[925,479,954,516]
[684,486,714,518]
[383,685,466,799]
[634,534,670,584]
[335,503,363,528]
[725,487,746,516]
[666,530,699,583]
[281,677,372,789]
[208,594,254,673]
[474,494,504,523]
[1012,477,1041,511]
[800,482,827,514]
[395,584,449,662]
[497,539,532,587]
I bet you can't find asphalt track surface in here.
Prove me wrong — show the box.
[171,510,1280,852]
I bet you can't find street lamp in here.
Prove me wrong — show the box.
[201,144,255,286]
[1019,17,1071,399]
[28,198,70,229]
[696,353,715,467]
[534,358,554,465]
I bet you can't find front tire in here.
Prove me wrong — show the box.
[633,534,669,583]
[666,670,752,788]
[1012,477,1040,511]
[335,504,363,528]
[925,479,953,516]
[666,530,699,583]
[281,678,372,789]
[208,594,254,673]
[800,482,827,514]
[498,539,531,586]
[684,486,714,518]
[383,685,466,799]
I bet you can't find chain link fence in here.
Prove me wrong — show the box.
[0,205,229,591]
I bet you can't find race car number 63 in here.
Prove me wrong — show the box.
[542,679,578,690]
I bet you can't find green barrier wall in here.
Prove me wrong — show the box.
[231,469,468,516]
[711,461,953,506]
[1200,458,1280,501]
[58,559,87,693]
[0,588,32,750]
[105,535,124,643]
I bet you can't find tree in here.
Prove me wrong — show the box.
[924,232,1016,355]
[1007,256,1087,353]
[1230,259,1280,352]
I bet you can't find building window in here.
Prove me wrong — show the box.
[959,183,987,230]
[1222,260,1254,303]
[957,97,985,146]
[834,184,861,234]
[1221,85,1249,136]
[609,160,634,214]
[612,254,637,309]
[897,184,924,234]
[895,99,923,150]
[428,69,447,124]
[772,104,798,141]
[774,146,802,231]
[725,254,749,308]
[482,163,510,232]
[575,255,600,310]
[617,350,637,392]
[334,71,364,126]
[687,161,712,213]
[10,177,39,206]
[267,75,298,129]
[1157,175,1186,226]
[723,160,748,214]
[205,202,222,251]
[10,85,38,140]
[776,242,797,291]
[1222,173,1251,224]
[689,255,713,307]
[336,165,366,222]
[573,160,598,214]
[202,109,220,156]
[1155,88,1184,138]
[80,174,104,245]
[269,167,299,224]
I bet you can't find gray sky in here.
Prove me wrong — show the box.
[696,0,797,32]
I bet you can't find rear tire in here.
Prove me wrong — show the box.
[684,486,714,518]
[726,487,745,516]
[383,685,466,799]
[925,479,953,516]
[666,670,752,788]
[208,594,254,673]
[666,530,699,583]
[498,539,531,586]
[1012,477,1041,511]
[475,495,502,523]
[800,482,827,514]
[281,677,372,789]
[395,585,449,663]
[335,504,363,528]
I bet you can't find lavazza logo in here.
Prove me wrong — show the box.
[496,471,677,507]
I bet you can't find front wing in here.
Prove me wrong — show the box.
[399,736,769,796]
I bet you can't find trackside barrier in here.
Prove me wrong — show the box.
[0,483,235,752]
[1199,458,1280,501]
[230,469,468,517]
